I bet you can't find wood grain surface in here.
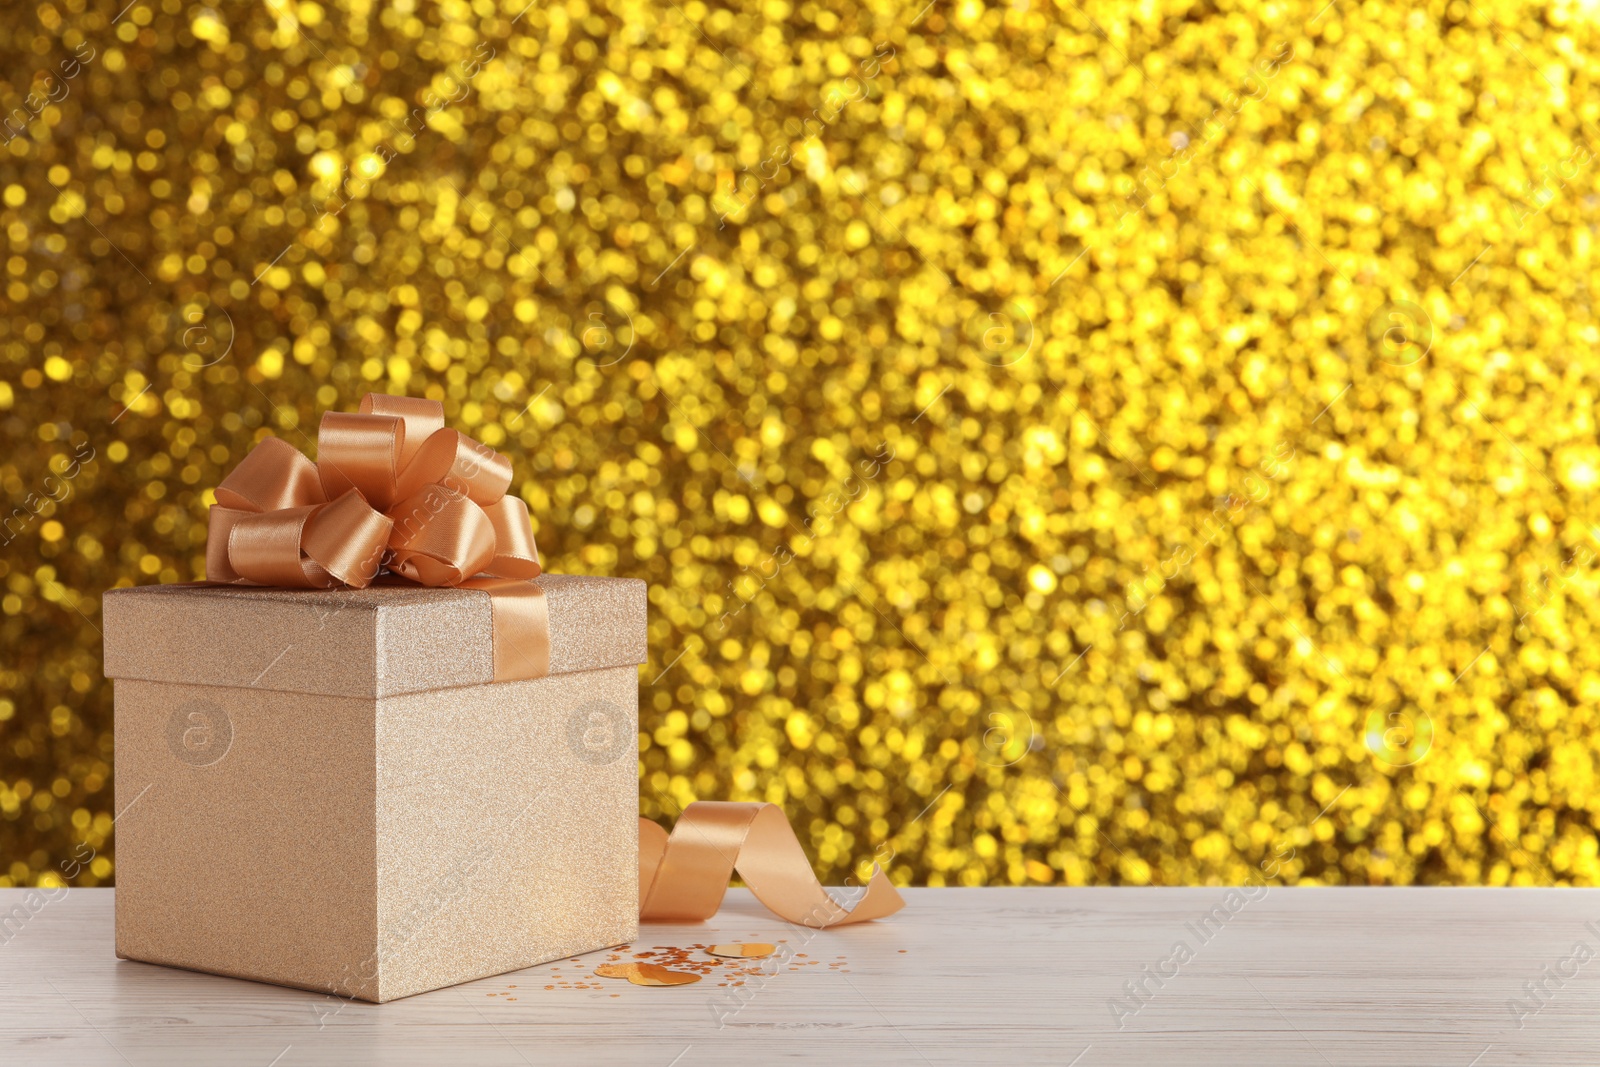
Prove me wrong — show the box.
[2,886,1598,1065]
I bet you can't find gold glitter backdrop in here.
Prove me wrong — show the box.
[3,0,1599,891]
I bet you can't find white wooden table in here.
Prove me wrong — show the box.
[2,887,1597,1065]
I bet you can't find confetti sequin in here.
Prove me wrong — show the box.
[706,943,777,959]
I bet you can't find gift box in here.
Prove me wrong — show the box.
[101,393,646,1003]
[103,576,644,1002]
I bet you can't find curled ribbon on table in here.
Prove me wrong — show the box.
[205,393,550,681]
[639,802,904,927]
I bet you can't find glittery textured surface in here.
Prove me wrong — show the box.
[15,0,1600,895]
[103,575,648,696]
[112,676,381,1000]
[376,664,638,1002]
[105,579,643,1001]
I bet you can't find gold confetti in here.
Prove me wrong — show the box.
[706,943,777,959]
[593,963,638,979]
[627,964,702,987]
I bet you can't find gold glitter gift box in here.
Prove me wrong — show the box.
[101,575,645,1002]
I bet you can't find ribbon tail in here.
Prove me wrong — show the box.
[638,801,905,928]
[460,576,550,682]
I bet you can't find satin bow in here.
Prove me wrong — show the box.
[205,394,550,680]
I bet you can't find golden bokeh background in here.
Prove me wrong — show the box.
[3,0,1599,891]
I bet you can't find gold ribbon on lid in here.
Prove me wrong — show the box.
[205,394,548,681]
[639,802,905,927]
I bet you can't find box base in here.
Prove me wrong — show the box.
[115,926,640,1003]
[111,666,640,1003]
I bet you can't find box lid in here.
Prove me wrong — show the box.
[103,575,646,698]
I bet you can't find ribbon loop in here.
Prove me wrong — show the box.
[227,506,332,589]
[395,428,511,504]
[446,433,514,504]
[387,489,497,586]
[205,394,546,680]
[482,496,542,578]
[303,489,392,589]
[361,393,445,469]
[317,412,406,510]
[215,436,324,512]
[203,507,249,583]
